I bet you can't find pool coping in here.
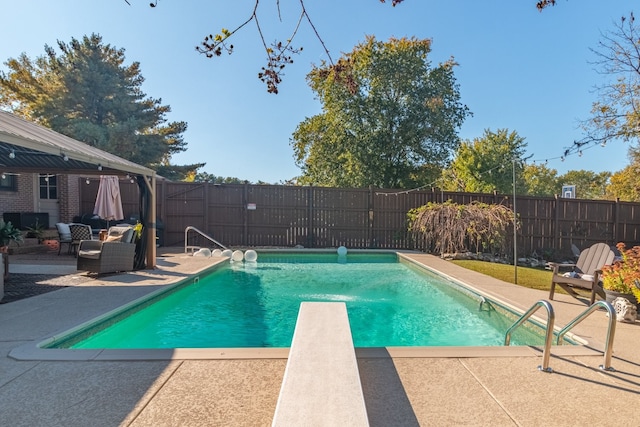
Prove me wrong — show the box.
[8,249,607,362]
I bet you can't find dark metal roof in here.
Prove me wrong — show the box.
[0,141,119,175]
[0,111,154,177]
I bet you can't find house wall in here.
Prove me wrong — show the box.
[0,173,83,227]
[58,174,81,223]
[0,174,35,215]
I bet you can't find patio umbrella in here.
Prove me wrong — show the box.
[93,175,124,229]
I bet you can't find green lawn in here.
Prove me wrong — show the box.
[450,260,553,291]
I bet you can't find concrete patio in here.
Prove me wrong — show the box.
[0,249,638,426]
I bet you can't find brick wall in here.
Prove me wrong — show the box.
[0,173,84,226]
[0,174,34,214]
[57,174,82,223]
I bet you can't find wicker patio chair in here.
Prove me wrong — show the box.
[548,242,615,305]
[77,225,136,275]
[69,223,94,256]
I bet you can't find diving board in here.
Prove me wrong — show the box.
[272,302,369,426]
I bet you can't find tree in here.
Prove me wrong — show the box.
[564,14,640,158]
[522,163,559,196]
[0,33,203,179]
[291,36,470,188]
[558,170,610,200]
[441,129,527,194]
[193,172,246,184]
[605,146,640,201]
[408,201,516,255]
[606,167,640,201]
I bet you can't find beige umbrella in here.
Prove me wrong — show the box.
[93,175,124,228]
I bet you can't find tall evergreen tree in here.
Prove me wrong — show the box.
[0,33,202,179]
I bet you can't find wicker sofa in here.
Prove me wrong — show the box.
[77,225,136,275]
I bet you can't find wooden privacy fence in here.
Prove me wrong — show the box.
[79,180,640,258]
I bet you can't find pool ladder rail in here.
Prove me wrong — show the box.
[504,299,617,373]
[184,226,228,253]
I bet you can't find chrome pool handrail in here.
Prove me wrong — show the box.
[184,226,228,252]
[504,300,555,373]
[556,300,617,371]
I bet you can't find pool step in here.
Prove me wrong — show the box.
[272,302,369,426]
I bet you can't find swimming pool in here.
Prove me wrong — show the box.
[46,252,554,349]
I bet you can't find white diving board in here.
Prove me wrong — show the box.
[272,302,369,426]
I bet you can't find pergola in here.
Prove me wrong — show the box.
[0,111,157,268]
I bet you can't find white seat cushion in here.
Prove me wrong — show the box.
[78,249,101,259]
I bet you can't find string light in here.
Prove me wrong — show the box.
[375,138,606,197]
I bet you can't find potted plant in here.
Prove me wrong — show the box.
[0,219,23,251]
[25,218,46,243]
[600,242,640,306]
[1,219,23,291]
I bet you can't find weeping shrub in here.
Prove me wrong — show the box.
[407,201,517,256]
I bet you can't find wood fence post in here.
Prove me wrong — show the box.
[614,198,620,243]
[368,186,374,248]
[553,194,560,254]
[243,182,248,246]
[159,179,166,229]
[308,185,314,248]
[204,181,210,236]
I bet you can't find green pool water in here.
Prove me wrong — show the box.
[54,252,547,349]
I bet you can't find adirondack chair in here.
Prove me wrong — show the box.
[548,242,615,305]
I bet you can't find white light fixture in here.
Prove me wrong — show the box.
[97,164,103,171]
[86,178,90,184]
[9,149,15,159]
[62,153,69,161]
[1,173,5,179]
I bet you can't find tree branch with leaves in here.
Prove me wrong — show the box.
[140,0,408,94]
[562,13,640,158]
[134,0,557,93]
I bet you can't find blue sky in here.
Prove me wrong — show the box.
[0,0,636,184]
